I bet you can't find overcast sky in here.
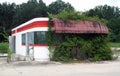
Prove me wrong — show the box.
[0,0,120,11]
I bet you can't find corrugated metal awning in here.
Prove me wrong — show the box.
[53,18,108,34]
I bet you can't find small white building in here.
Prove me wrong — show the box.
[9,17,108,62]
[9,17,52,62]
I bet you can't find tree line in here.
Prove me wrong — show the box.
[0,0,120,42]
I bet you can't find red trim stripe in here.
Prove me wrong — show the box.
[22,44,48,46]
[12,30,16,34]
[17,21,48,33]
[11,21,48,34]
[30,44,48,46]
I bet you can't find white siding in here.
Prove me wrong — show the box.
[11,17,53,62]
[15,33,26,56]
[34,46,50,61]
[12,27,51,61]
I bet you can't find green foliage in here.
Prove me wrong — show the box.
[86,5,120,20]
[0,3,16,41]
[49,10,107,24]
[13,0,48,26]
[0,42,8,53]
[87,35,113,61]
[52,34,113,62]
[86,5,120,42]
[7,47,11,59]
[48,10,112,62]
[109,42,120,47]
[0,1,120,43]
[48,0,74,14]
[0,42,11,62]
[46,17,56,47]
[108,18,120,42]
[0,27,9,42]
[52,46,72,62]
[0,0,74,41]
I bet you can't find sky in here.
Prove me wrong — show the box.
[0,0,120,11]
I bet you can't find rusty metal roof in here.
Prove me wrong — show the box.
[53,18,108,34]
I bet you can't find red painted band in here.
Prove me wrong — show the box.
[12,21,48,34]
[11,21,55,34]
[17,21,48,33]
[12,30,16,34]
[22,44,48,46]
[30,44,48,46]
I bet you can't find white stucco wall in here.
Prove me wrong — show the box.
[15,33,26,56]
[11,18,52,62]
[34,46,50,61]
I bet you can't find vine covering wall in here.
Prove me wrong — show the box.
[47,10,113,62]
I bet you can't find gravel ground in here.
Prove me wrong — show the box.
[0,57,120,76]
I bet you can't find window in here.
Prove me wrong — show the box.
[28,32,34,44]
[22,33,26,45]
[22,32,34,45]
[21,31,63,46]
[52,33,63,44]
[34,31,47,44]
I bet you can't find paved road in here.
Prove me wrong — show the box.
[0,57,120,76]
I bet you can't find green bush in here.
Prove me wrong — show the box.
[52,34,113,62]
[48,10,112,62]
[0,42,8,53]
[87,35,113,61]
[52,46,71,62]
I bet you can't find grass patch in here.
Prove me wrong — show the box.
[109,42,120,47]
[0,42,8,53]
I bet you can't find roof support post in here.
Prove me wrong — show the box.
[26,32,29,56]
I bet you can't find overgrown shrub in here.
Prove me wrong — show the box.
[52,34,113,62]
[86,35,113,61]
[0,42,8,53]
[48,10,112,62]
[48,10,108,24]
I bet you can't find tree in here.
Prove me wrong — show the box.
[0,27,9,42]
[108,17,120,42]
[13,0,48,26]
[48,0,74,14]
[0,0,48,41]
[86,5,120,20]
[86,5,120,42]
[0,3,16,42]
